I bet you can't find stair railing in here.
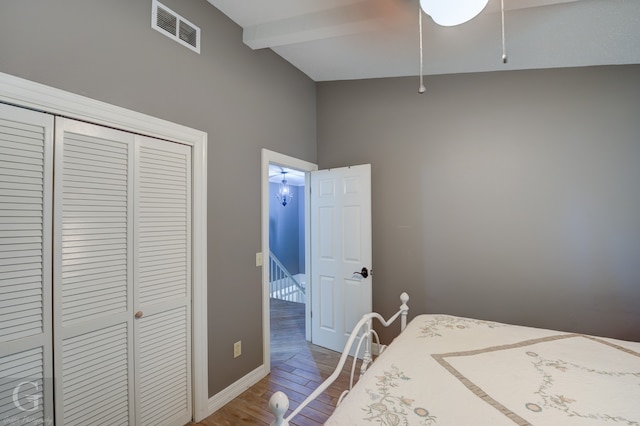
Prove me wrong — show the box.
[269,251,305,303]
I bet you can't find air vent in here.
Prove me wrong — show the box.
[152,0,200,53]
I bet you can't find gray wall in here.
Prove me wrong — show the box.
[317,65,640,343]
[0,0,316,396]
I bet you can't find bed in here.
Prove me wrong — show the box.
[269,293,640,425]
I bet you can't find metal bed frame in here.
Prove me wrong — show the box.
[268,292,410,426]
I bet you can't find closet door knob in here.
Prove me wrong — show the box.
[135,311,143,319]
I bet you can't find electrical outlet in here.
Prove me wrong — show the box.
[233,341,242,358]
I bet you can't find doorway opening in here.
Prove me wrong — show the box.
[262,150,373,368]
[261,149,317,372]
[268,164,307,365]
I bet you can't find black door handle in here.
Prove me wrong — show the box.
[353,267,369,279]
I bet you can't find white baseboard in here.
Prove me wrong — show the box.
[206,363,270,417]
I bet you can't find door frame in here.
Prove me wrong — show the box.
[0,72,209,422]
[261,149,317,371]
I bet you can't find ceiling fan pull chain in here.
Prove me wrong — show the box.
[501,0,508,63]
[418,5,426,94]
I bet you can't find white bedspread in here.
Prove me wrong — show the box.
[325,315,640,425]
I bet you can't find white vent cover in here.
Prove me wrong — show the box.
[152,0,200,53]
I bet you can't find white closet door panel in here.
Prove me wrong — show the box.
[0,348,46,421]
[0,104,53,425]
[61,323,130,426]
[134,136,191,426]
[54,118,135,426]
[136,140,191,307]
[137,306,189,426]
[57,129,131,325]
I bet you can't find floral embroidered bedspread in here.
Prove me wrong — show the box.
[325,315,640,425]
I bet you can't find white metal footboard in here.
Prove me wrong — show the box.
[268,292,409,426]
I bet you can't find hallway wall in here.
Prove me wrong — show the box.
[269,183,304,275]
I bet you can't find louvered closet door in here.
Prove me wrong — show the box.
[133,136,191,426]
[53,118,136,426]
[0,104,53,425]
[53,118,193,426]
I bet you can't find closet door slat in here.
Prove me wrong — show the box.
[60,323,130,426]
[137,143,190,306]
[58,131,130,325]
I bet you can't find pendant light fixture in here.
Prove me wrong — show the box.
[276,172,293,207]
[419,0,489,27]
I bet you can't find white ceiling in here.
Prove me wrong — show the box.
[207,0,640,82]
[269,164,306,186]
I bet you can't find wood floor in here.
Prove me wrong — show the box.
[193,298,356,425]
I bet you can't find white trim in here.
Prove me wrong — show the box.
[0,71,209,422]
[190,112,208,422]
[261,149,317,375]
[206,364,269,415]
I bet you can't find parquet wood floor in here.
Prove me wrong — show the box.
[193,299,356,425]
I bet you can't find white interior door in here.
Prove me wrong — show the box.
[310,164,372,353]
[0,104,54,425]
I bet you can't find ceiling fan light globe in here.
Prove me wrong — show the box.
[420,0,489,26]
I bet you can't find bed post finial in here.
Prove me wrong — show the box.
[400,292,409,331]
[269,391,290,426]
